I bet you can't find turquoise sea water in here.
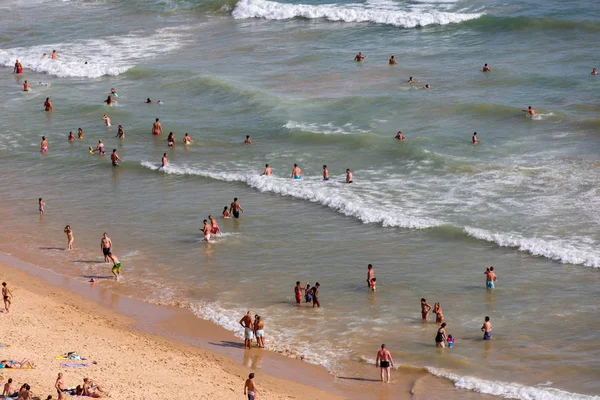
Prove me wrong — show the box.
[1,0,599,398]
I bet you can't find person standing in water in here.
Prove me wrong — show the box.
[108,252,121,281]
[201,219,211,243]
[367,264,375,288]
[261,164,272,176]
[13,60,23,74]
[44,97,53,111]
[102,114,111,127]
[39,198,46,215]
[40,136,48,152]
[209,215,220,235]
[111,149,122,166]
[291,164,302,179]
[482,63,491,72]
[435,323,447,347]
[434,302,444,324]
[389,56,397,65]
[167,132,175,147]
[161,153,168,169]
[472,132,480,144]
[395,131,406,140]
[592,68,598,75]
[78,128,84,139]
[346,169,353,183]
[254,316,265,348]
[522,106,535,116]
[22,80,31,92]
[481,316,492,340]
[322,165,329,181]
[51,49,59,59]
[222,206,230,219]
[100,233,113,263]
[239,311,254,349]
[104,95,115,106]
[310,283,321,308]
[64,225,74,250]
[354,52,366,61]
[376,344,394,383]
[294,281,304,304]
[484,266,497,289]
[152,118,162,135]
[421,298,432,321]
[244,135,252,144]
[116,125,124,139]
[183,133,193,145]
[68,131,75,142]
[230,198,243,218]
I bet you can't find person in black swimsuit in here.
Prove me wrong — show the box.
[435,323,447,348]
[230,198,243,218]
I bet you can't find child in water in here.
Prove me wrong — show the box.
[369,277,377,291]
[447,335,454,348]
[222,206,230,219]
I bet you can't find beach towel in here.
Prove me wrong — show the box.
[61,363,89,367]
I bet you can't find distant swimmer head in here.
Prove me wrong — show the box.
[147,98,152,103]
[315,282,320,287]
[246,135,250,138]
[156,118,159,122]
[84,61,88,64]
[163,153,167,157]
[42,136,46,140]
[421,298,426,302]
[381,344,386,349]
[294,163,298,167]
[223,206,228,210]
[473,132,477,135]
[112,149,117,153]
[390,55,394,59]
[346,168,350,172]
[265,163,269,167]
[368,264,373,269]
[528,106,532,109]
[441,322,447,328]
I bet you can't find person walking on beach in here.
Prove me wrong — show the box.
[255,316,265,348]
[435,323,447,347]
[261,164,272,176]
[201,219,211,243]
[100,233,112,263]
[484,266,497,289]
[109,252,121,281]
[376,344,394,383]
[152,118,162,135]
[2,282,13,313]
[472,132,480,144]
[39,198,46,215]
[56,372,65,399]
[291,164,302,179]
[522,106,535,116]
[230,198,243,219]
[367,264,375,288]
[481,316,492,340]
[44,97,53,111]
[310,283,321,308]
[323,165,329,181]
[64,225,74,250]
[111,149,122,167]
[244,373,258,400]
[240,311,254,349]
[421,298,432,321]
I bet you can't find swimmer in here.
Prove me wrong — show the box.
[389,55,397,65]
[481,316,492,340]
[376,344,394,383]
[39,198,45,215]
[472,132,480,144]
[395,131,405,140]
[111,149,122,166]
[421,298,432,321]
[44,97,53,112]
[161,153,168,168]
[261,164,272,176]
[104,95,115,106]
[354,52,366,62]
[346,168,353,183]
[22,80,32,92]
[41,53,47,59]
[209,215,220,235]
[484,266,497,289]
[68,131,75,141]
[51,49,59,59]
[422,84,431,89]
[592,68,598,75]
[101,233,112,263]
[201,219,211,243]
[146,98,153,103]
[110,88,118,97]
[183,133,193,145]
[64,225,74,250]
[408,77,418,83]
[94,140,105,154]
[152,118,162,135]
[108,252,121,280]
[244,135,252,144]
[367,264,375,288]
[323,165,329,181]
[40,136,48,152]
[522,106,535,116]
[116,125,124,139]
[291,163,302,179]
[482,63,491,72]
[102,114,111,127]
[77,128,84,139]
[13,59,23,74]
[167,132,175,147]
[222,206,230,219]
[230,198,243,218]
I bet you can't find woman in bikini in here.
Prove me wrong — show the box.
[64,225,74,250]
[434,302,444,324]
[40,136,48,152]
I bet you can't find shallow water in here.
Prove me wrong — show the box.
[1,0,600,398]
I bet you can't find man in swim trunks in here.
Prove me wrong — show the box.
[3,378,15,398]
[484,266,497,289]
[310,283,320,308]
[44,97,53,111]
[152,118,163,135]
[201,220,211,243]
[51,50,59,59]
[389,56,397,65]
[376,344,394,383]
[100,233,113,263]
[481,316,492,340]
[111,149,122,166]
[56,373,65,400]
[22,80,31,92]
[472,132,480,144]
[183,133,193,144]
[323,165,329,181]
[395,131,406,140]
[346,169,353,183]
[482,63,491,72]
[239,311,254,349]
[161,153,168,169]
[230,198,243,218]
[354,52,365,62]
[244,373,258,400]
[108,253,121,280]
[294,281,304,304]
[291,164,302,179]
[209,215,220,235]
[2,282,13,313]
[254,316,265,348]
[522,106,535,116]
[421,298,432,321]
[367,264,375,288]
[244,135,252,144]
[39,198,45,215]
[261,164,272,176]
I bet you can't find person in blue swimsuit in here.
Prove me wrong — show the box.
[291,164,302,179]
[323,165,329,181]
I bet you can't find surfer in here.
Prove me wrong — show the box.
[323,165,329,181]
[389,56,397,65]
[522,106,535,116]
[261,164,272,176]
[244,135,252,144]
[376,344,394,383]
[111,149,122,166]
[291,163,302,179]
[395,131,405,140]
[161,153,168,168]
[472,132,480,144]
[152,118,162,135]
[22,80,31,92]
[346,169,353,183]
[354,52,366,62]
[44,97,53,111]
[230,198,243,218]
[482,63,491,72]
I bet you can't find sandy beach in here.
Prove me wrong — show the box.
[0,259,343,400]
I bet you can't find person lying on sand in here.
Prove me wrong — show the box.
[0,359,35,369]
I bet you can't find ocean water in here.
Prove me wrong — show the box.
[1,0,600,398]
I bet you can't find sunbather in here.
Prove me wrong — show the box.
[87,380,107,398]
[1,359,34,369]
